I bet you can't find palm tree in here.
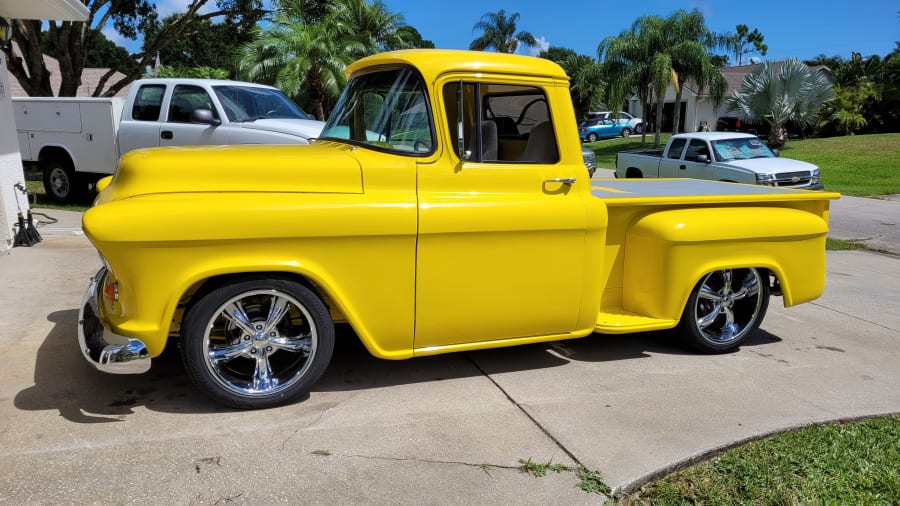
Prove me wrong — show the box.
[469,10,536,54]
[666,9,729,135]
[237,0,409,120]
[725,59,834,148]
[599,15,672,146]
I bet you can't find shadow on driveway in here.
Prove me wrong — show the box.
[15,309,782,423]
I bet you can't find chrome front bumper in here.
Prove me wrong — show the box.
[77,267,151,374]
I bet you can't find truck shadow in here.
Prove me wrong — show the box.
[16,311,782,422]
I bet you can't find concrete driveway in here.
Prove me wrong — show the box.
[1,207,898,503]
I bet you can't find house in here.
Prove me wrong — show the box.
[625,63,779,134]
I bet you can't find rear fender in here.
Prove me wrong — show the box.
[622,207,828,320]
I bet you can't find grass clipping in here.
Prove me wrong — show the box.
[626,415,900,504]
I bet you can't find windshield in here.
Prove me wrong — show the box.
[712,137,775,162]
[212,85,314,122]
[319,68,434,154]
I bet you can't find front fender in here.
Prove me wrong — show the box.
[622,206,829,321]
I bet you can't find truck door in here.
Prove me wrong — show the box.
[415,79,586,350]
[657,137,687,178]
[678,138,716,180]
[118,83,165,155]
[159,85,229,147]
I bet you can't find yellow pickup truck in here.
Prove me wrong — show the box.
[78,50,839,409]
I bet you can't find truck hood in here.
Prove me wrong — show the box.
[724,157,818,175]
[98,144,361,203]
[236,118,326,140]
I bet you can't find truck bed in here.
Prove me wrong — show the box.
[591,179,836,205]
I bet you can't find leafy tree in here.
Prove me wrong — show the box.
[152,65,230,79]
[725,59,834,148]
[726,24,768,66]
[540,47,605,118]
[469,10,536,54]
[2,0,265,97]
[237,0,411,120]
[143,14,260,77]
[389,26,434,50]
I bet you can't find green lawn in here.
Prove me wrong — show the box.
[585,132,900,197]
[779,133,900,196]
[624,415,900,505]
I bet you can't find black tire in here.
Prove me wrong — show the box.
[42,160,83,203]
[587,132,598,142]
[634,123,644,134]
[621,128,632,138]
[678,268,769,354]
[181,278,335,409]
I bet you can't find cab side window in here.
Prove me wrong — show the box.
[684,139,710,162]
[667,138,687,159]
[168,85,219,123]
[132,84,165,121]
[443,82,558,164]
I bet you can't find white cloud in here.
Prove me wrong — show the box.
[528,36,550,57]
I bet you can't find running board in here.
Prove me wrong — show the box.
[595,311,679,334]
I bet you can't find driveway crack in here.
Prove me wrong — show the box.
[465,353,584,468]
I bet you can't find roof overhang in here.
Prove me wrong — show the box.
[0,0,89,21]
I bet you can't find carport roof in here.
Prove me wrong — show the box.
[0,0,88,21]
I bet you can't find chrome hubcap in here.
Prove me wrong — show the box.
[49,168,69,196]
[203,290,316,397]
[695,268,764,344]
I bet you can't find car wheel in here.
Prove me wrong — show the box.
[587,133,598,142]
[678,268,769,354]
[181,278,335,409]
[620,128,631,138]
[634,123,644,134]
[42,160,82,203]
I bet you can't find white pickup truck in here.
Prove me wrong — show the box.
[615,132,823,190]
[14,78,325,202]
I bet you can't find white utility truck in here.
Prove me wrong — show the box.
[14,78,325,202]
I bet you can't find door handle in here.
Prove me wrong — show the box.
[161,130,173,140]
[545,177,576,185]
[679,164,686,170]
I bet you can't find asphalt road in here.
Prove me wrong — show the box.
[1,203,898,503]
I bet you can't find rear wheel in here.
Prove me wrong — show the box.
[678,268,769,353]
[181,278,335,409]
[42,160,83,203]
[587,132,598,142]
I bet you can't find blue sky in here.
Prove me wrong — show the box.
[122,1,898,63]
[381,0,899,62]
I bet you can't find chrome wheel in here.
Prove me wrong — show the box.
[621,128,631,138]
[680,268,769,353]
[587,132,598,142]
[182,279,334,408]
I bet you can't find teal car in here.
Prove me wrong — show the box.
[579,118,632,142]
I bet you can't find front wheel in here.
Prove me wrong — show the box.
[620,128,632,138]
[634,123,644,134]
[181,278,335,409]
[678,268,769,353]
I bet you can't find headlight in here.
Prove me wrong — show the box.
[756,173,777,186]
[810,169,821,185]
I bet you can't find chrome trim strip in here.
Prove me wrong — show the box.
[77,267,151,374]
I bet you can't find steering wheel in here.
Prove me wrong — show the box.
[413,139,432,152]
